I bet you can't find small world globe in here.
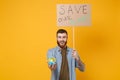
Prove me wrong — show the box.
[48,57,56,65]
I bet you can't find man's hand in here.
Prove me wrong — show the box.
[72,50,79,61]
[48,64,57,70]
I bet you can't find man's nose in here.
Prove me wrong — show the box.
[60,37,64,40]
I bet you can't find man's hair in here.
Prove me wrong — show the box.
[56,29,68,36]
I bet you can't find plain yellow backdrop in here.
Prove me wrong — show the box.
[0,0,120,80]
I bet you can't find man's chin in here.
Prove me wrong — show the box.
[57,41,67,48]
[58,45,66,48]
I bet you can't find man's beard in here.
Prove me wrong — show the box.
[57,40,67,48]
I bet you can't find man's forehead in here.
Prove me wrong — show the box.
[57,33,67,36]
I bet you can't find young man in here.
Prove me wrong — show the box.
[47,29,85,80]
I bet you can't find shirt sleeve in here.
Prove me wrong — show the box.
[47,49,53,59]
[47,49,57,80]
[75,55,85,72]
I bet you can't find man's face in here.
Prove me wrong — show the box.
[57,33,68,48]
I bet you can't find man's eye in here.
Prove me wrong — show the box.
[63,36,66,38]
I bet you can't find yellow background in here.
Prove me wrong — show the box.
[0,0,120,80]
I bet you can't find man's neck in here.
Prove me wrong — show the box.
[58,45,67,50]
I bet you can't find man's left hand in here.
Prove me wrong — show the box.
[72,50,79,61]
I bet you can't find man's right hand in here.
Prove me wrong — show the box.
[48,64,57,70]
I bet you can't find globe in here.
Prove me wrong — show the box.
[48,57,56,65]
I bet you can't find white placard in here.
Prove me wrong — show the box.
[57,4,91,26]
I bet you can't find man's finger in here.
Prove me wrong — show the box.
[48,65,52,68]
[52,64,55,68]
[53,64,56,70]
[51,64,56,70]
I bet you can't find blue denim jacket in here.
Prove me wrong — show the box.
[47,46,84,80]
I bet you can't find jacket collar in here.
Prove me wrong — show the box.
[56,46,70,52]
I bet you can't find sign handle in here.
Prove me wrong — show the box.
[72,27,75,49]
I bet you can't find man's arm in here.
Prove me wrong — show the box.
[47,49,57,70]
[72,50,85,72]
[75,57,85,72]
